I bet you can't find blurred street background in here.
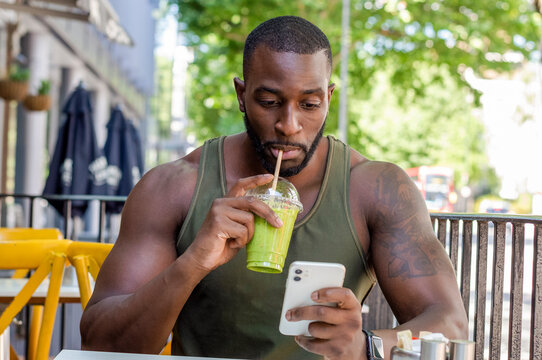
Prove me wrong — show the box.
[1,1,542,358]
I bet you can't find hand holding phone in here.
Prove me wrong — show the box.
[279,261,346,336]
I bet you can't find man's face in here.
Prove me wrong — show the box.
[244,113,325,177]
[234,46,335,177]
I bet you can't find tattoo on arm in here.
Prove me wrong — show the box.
[373,166,450,280]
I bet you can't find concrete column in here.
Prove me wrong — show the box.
[46,67,62,155]
[14,32,50,226]
[15,32,50,195]
[0,26,7,179]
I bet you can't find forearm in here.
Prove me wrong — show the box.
[80,253,208,353]
[373,303,468,359]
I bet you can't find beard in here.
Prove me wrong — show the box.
[244,113,325,177]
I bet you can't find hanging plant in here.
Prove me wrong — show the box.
[23,79,51,112]
[0,64,29,101]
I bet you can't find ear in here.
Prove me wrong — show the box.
[327,83,336,101]
[233,77,246,113]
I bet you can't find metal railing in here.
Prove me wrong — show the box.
[364,213,542,360]
[0,193,127,243]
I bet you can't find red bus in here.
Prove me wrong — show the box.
[406,166,456,212]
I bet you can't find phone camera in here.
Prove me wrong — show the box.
[294,276,301,281]
[295,269,302,274]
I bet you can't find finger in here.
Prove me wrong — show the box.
[311,287,360,309]
[307,322,336,340]
[225,197,283,228]
[226,208,255,241]
[286,305,345,325]
[227,174,274,197]
[219,218,250,248]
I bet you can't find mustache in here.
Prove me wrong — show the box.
[262,141,308,153]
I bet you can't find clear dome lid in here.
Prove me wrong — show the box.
[245,177,303,212]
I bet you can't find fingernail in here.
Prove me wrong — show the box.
[311,291,318,300]
[275,216,283,227]
[285,311,291,320]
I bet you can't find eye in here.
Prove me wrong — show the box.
[301,102,321,110]
[258,100,280,107]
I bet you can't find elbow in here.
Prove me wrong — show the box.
[80,307,96,350]
[80,305,109,351]
[447,306,469,340]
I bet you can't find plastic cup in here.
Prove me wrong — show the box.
[246,178,303,273]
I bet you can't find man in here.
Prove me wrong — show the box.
[81,16,467,359]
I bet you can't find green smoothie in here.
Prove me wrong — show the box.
[245,178,303,273]
[246,206,299,273]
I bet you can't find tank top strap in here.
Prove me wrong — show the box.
[323,136,368,265]
[176,136,226,250]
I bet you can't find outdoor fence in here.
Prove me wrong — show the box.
[0,193,127,242]
[364,213,542,360]
[1,193,542,359]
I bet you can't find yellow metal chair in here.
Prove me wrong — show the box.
[64,241,173,356]
[0,228,64,279]
[0,239,71,360]
[0,228,65,360]
[66,241,113,310]
[0,228,63,240]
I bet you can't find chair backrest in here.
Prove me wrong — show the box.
[66,241,113,309]
[0,239,70,270]
[0,239,71,360]
[0,228,63,241]
[0,228,65,279]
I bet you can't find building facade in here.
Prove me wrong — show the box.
[0,0,158,225]
[0,1,158,354]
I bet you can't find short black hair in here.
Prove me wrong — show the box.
[243,16,332,80]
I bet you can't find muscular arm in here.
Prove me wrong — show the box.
[80,161,203,353]
[274,161,467,360]
[80,160,280,354]
[364,162,468,356]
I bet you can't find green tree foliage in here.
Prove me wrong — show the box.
[151,56,174,138]
[168,0,541,185]
[349,66,490,187]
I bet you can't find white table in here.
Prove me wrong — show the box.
[0,278,81,304]
[54,350,246,360]
[0,276,84,359]
[0,328,8,360]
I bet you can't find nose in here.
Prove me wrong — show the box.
[275,103,302,137]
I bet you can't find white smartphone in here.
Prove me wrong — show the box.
[279,261,346,336]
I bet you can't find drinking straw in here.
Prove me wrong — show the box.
[271,150,283,192]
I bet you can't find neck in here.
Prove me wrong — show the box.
[224,133,329,192]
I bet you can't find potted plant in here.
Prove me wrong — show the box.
[23,79,51,111]
[0,64,29,101]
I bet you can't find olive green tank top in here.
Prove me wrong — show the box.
[173,136,376,359]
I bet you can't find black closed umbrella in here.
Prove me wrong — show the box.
[103,107,143,213]
[43,84,108,216]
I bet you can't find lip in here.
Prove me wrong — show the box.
[270,147,301,160]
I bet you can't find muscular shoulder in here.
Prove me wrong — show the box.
[349,157,423,229]
[348,148,408,195]
[122,147,203,231]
